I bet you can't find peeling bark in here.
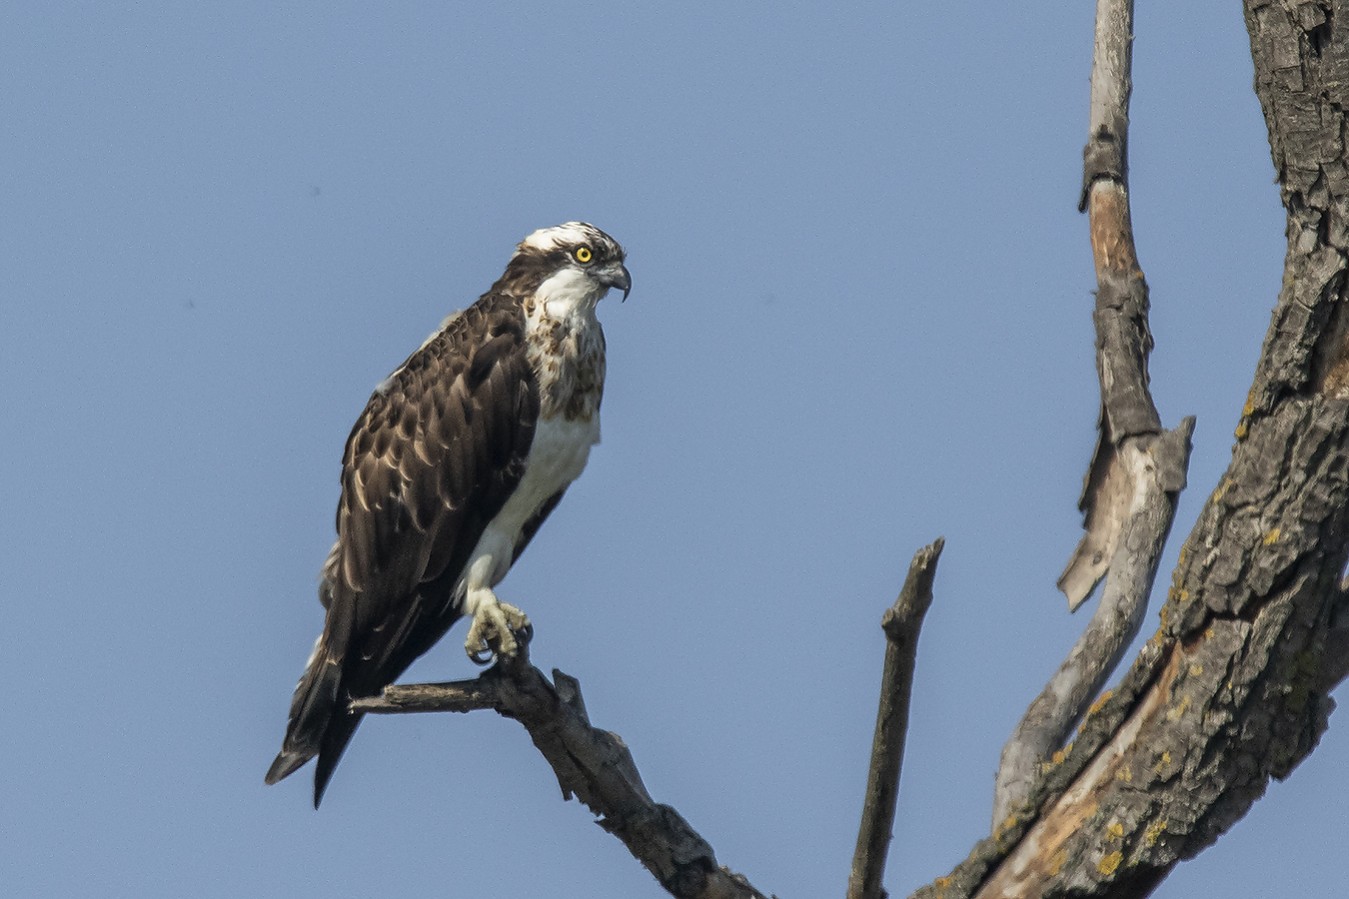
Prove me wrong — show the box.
[995,425,1192,829]
[995,0,1190,827]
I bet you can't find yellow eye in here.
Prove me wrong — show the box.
[574,246,593,264]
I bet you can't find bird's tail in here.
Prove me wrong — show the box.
[311,705,365,808]
[265,635,356,806]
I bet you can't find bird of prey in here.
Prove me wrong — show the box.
[265,222,630,806]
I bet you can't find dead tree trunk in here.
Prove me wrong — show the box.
[912,2,1349,896]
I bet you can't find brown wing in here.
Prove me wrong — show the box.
[266,292,540,805]
[331,292,538,681]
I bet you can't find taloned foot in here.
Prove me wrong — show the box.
[464,598,532,666]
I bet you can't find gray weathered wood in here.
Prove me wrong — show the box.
[847,539,943,899]
[995,0,1192,827]
[1061,0,1160,608]
[994,424,1192,828]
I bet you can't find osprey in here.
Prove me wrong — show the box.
[266,222,630,806]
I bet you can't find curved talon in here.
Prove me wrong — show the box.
[463,598,530,664]
[515,621,535,647]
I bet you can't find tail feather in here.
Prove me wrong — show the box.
[265,640,346,799]
[268,584,457,806]
[264,746,312,785]
[312,709,366,808]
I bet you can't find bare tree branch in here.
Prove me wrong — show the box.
[994,0,1193,826]
[353,655,772,899]
[1057,0,1156,612]
[847,538,944,899]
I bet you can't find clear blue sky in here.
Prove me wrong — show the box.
[3,4,1342,897]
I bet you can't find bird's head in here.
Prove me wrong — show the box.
[496,222,631,309]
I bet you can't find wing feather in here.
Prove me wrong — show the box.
[269,293,541,805]
[337,295,537,664]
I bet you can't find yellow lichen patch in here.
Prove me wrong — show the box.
[1165,695,1191,722]
[1212,478,1230,503]
[1263,527,1281,546]
[993,814,1021,846]
[1234,420,1248,440]
[1089,690,1115,716]
[1235,396,1251,440]
[1188,663,1204,677]
[1051,748,1067,766]
[1145,819,1168,847]
[1048,848,1068,876]
[1098,850,1124,877]
[1115,764,1133,783]
[1152,750,1173,774]
[1106,821,1125,839]
[933,876,951,896]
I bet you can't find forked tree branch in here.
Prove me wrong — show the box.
[847,538,944,899]
[913,1,1349,896]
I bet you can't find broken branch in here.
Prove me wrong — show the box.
[847,538,944,899]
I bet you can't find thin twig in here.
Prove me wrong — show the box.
[847,538,944,899]
[352,650,771,899]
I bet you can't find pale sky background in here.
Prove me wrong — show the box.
[3,4,1344,898]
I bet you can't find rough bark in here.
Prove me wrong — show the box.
[912,2,1349,897]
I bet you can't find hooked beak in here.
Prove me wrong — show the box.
[597,261,632,301]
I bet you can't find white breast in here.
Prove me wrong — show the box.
[500,414,599,536]
[462,287,604,595]
[464,412,600,591]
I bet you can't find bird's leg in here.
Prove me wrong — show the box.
[463,588,531,665]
